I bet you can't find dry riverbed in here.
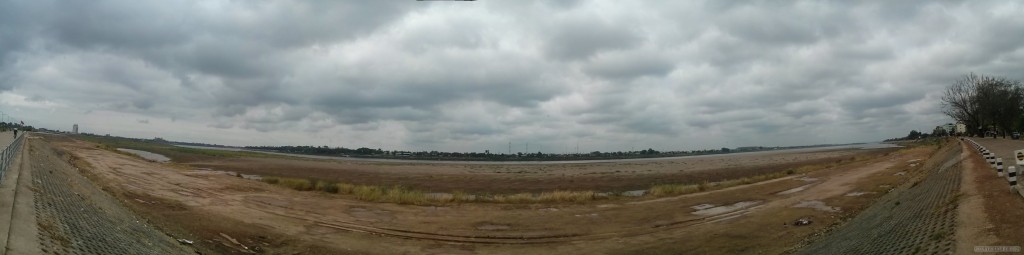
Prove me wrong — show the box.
[35,134,938,254]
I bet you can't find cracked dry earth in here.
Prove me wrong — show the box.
[28,139,192,255]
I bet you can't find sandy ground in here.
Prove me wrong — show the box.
[23,133,940,254]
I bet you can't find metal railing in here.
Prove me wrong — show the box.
[0,132,25,181]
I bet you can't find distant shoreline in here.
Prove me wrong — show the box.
[174,142,899,165]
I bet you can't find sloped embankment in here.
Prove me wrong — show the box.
[28,136,191,254]
[796,141,962,254]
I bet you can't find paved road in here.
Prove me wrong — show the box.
[796,144,962,255]
[964,137,1024,169]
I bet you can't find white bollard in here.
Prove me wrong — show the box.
[1010,166,1018,191]
[997,158,1004,176]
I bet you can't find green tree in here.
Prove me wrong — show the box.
[906,130,922,140]
[943,73,1024,137]
[932,126,947,137]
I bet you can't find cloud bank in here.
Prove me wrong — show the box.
[2,0,1023,152]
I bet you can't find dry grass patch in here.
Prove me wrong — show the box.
[255,147,900,204]
[261,176,601,205]
[648,183,702,197]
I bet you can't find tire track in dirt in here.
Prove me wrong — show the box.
[246,197,736,245]
[795,145,961,255]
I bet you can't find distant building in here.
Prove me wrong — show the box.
[942,123,954,133]
[72,124,78,134]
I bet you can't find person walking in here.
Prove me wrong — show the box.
[13,128,17,138]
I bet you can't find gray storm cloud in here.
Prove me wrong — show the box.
[1,0,1022,152]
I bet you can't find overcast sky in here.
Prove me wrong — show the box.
[1,0,1022,153]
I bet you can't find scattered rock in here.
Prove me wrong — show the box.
[177,239,194,245]
[794,218,813,226]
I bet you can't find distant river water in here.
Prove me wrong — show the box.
[174,143,900,165]
[116,148,171,163]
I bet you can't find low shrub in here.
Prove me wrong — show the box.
[451,191,470,202]
[315,181,339,193]
[337,183,355,194]
[262,177,279,185]
[278,178,313,191]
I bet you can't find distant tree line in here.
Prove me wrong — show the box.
[71,133,862,162]
[244,144,847,162]
[0,122,32,132]
[245,145,681,161]
[246,145,384,156]
[942,73,1024,138]
[883,129,937,142]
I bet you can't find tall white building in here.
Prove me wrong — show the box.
[73,124,78,134]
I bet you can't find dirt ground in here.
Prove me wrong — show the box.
[187,148,884,193]
[956,137,1024,252]
[22,133,944,255]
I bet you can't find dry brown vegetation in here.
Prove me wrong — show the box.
[256,151,889,205]
[261,176,602,204]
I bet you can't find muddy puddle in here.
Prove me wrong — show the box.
[844,191,874,197]
[792,200,840,212]
[192,168,263,180]
[622,190,647,197]
[776,184,814,195]
[117,148,171,162]
[424,192,478,201]
[795,177,819,182]
[691,201,762,216]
